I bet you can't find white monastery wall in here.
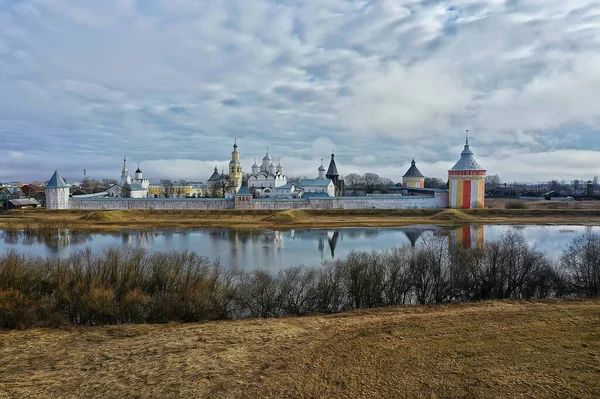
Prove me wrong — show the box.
[66,192,448,211]
[70,198,234,210]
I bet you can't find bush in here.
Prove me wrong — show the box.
[0,231,599,329]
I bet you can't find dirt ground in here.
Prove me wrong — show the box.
[1,300,598,399]
[3,201,600,232]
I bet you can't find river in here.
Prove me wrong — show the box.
[1,224,598,270]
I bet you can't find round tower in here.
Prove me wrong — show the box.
[448,133,486,209]
[228,138,243,191]
[45,170,70,210]
[402,159,425,188]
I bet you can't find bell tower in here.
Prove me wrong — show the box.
[229,138,243,192]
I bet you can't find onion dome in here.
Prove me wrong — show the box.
[262,147,273,162]
[276,159,283,173]
[318,158,326,172]
[403,159,424,178]
[450,139,485,171]
[135,163,142,174]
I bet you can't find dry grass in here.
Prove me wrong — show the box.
[1,299,598,399]
[4,203,600,231]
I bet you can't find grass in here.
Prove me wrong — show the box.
[4,203,600,231]
[0,299,598,398]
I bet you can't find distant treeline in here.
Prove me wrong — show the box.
[1,231,599,329]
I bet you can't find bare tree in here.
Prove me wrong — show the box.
[363,173,380,194]
[424,177,445,189]
[485,174,501,191]
[161,179,173,198]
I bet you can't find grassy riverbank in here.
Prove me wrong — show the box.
[3,200,600,231]
[1,299,598,398]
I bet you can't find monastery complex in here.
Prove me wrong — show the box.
[45,137,486,211]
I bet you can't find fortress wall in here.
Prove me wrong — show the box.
[68,192,448,211]
[69,198,234,210]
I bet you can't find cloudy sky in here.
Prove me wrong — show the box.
[1,0,599,184]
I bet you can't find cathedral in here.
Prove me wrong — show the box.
[248,147,288,191]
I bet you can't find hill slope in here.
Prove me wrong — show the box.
[1,300,599,398]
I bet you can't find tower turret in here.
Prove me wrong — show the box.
[448,131,486,209]
[326,152,342,195]
[45,170,70,209]
[402,159,425,188]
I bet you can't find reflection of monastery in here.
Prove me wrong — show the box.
[45,136,487,210]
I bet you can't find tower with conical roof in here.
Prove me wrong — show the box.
[45,170,70,209]
[402,159,425,188]
[228,138,243,192]
[326,152,342,195]
[448,131,486,209]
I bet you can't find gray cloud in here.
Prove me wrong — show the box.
[0,0,599,185]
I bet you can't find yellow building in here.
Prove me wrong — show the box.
[148,183,193,198]
[229,139,243,192]
[402,159,425,188]
[448,135,486,209]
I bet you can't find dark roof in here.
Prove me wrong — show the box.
[207,166,221,182]
[326,153,338,176]
[9,198,41,206]
[450,140,485,171]
[46,170,69,188]
[403,159,424,178]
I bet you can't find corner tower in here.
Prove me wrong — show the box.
[229,138,243,192]
[402,159,425,188]
[448,132,486,209]
[45,170,70,209]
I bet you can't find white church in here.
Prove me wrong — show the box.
[106,157,150,198]
[247,148,288,196]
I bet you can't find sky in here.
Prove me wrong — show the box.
[1,0,599,184]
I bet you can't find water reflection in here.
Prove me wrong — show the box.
[2,224,599,270]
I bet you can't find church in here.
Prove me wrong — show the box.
[107,157,149,198]
[247,147,288,193]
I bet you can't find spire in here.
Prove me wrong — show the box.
[234,137,238,148]
[326,152,338,177]
[450,133,484,171]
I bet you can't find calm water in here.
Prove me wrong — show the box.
[1,225,598,270]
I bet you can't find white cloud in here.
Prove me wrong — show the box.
[0,0,599,183]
